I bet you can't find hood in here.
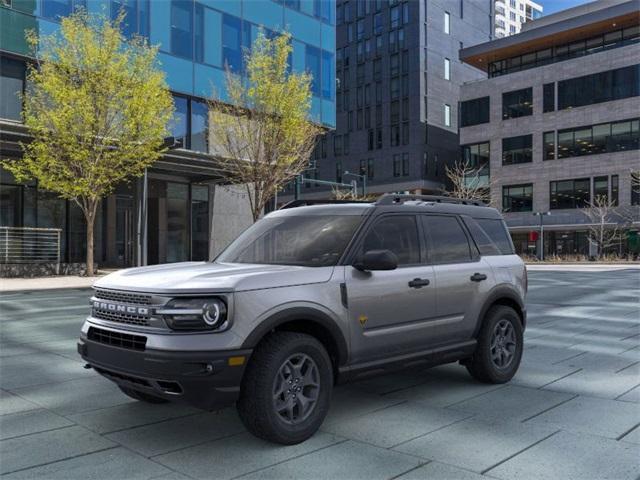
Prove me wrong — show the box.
[93,262,334,294]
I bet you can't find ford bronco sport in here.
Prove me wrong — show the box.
[78,194,526,444]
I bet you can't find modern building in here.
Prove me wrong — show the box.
[282,0,492,201]
[0,0,335,271]
[493,0,542,38]
[459,0,639,258]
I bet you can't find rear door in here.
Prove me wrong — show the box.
[345,214,437,363]
[421,214,494,342]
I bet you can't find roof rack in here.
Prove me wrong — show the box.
[376,194,487,207]
[279,199,372,209]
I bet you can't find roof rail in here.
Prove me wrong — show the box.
[279,199,372,209]
[376,194,487,207]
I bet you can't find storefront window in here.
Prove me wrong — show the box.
[166,182,189,263]
[191,185,209,261]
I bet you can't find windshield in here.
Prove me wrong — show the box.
[216,215,363,267]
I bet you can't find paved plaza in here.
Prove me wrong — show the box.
[0,266,639,479]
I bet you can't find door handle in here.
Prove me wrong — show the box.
[470,273,487,282]
[408,278,430,288]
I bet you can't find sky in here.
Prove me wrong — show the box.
[541,0,593,15]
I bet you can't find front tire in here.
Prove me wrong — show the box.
[466,306,523,384]
[237,332,333,445]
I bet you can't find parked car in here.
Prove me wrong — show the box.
[78,194,527,444]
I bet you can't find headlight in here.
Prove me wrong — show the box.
[158,297,228,331]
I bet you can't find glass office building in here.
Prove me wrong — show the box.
[0,0,335,269]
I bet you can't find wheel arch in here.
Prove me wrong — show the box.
[241,307,349,374]
[474,286,526,337]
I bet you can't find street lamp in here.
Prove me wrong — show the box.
[343,171,367,197]
[533,211,551,261]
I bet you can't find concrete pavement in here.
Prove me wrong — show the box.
[0,268,639,479]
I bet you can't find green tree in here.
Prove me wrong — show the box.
[3,11,173,275]
[208,31,321,222]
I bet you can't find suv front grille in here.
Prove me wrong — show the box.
[92,309,150,326]
[94,289,152,305]
[88,327,147,351]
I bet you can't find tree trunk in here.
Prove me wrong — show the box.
[86,214,95,276]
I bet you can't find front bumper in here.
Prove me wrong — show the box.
[78,332,252,411]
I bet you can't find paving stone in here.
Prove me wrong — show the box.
[525,395,640,439]
[394,418,557,473]
[447,385,574,421]
[3,447,170,479]
[0,408,73,440]
[555,352,638,373]
[155,431,343,479]
[520,345,587,365]
[0,353,92,390]
[385,377,505,408]
[69,401,200,434]
[12,376,133,416]
[395,461,490,480]
[508,362,580,389]
[238,440,422,480]
[323,386,405,425]
[542,369,640,399]
[0,390,40,416]
[321,401,471,448]
[617,385,640,403]
[619,426,640,445]
[487,431,640,480]
[106,410,245,457]
[0,426,115,475]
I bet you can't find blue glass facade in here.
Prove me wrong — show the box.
[0,0,336,128]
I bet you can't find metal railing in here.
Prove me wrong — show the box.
[0,226,62,270]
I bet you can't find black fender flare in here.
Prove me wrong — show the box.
[241,307,349,366]
[474,285,526,337]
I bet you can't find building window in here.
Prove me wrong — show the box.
[336,161,342,183]
[390,5,400,29]
[460,96,489,127]
[170,0,194,59]
[557,118,640,159]
[321,50,334,100]
[333,135,342,156]
[444,104,451,127]
[594,175,608,202]
[550,178,591,209]
[543,82,555,113]
[190,99,208,153]
[393,154,401,176]
[558,64,640,110]
[391,125,400,146]
[611,175,619,206]
[502,87,532,119]
[305,45,321,97]
[502,134,532,165]
[343,133,350,155]
[41,0,86,20]
[170,95,189,148]
[543,131,555,160]
[0,56,25,121]
[632,172,640,206]
[503,184,533,212]
[376,129,383,149]
[461,142,490,182]
[444,58,451,80]
[112,0,150,38]
[222,13,242,71]
[444,11,450,34]
[402,153,410,176]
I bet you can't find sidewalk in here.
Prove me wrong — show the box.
[526,263,640,271]
[0,273,109,293]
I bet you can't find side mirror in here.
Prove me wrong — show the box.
[353,249,398,271]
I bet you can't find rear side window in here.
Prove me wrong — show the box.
[476,218,515,254]
[422,215,472,264]
[361,215,420,265]
[463,217,501,256]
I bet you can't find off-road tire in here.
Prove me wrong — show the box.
[237,331,333,445]
[119,386,169,404]
[466,305,523,384]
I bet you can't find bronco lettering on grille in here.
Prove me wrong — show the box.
[93,301,149,316]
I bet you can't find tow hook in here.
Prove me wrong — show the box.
[83,363,92,370]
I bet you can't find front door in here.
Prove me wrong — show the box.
[345,214,437,363]
[115,195,134,267]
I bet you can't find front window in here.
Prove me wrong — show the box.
[216,215,363,267]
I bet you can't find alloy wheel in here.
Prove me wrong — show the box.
[490,319,517,369]
[272,353,321,425]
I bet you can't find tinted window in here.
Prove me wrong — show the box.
[422,216,471,264]
[502,87,532,119]
[502,135,532,165]
[476,218,514,254]
[558,65,639,110]
[460,96,490,127]
[463,218,501,256]
[361,216,420,265]
[217,215,362,267]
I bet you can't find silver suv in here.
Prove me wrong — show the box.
[78,194,527,444]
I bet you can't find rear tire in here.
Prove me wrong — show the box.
[466,305,523,384]
[119,386,169,404]
[237,331,333,445]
